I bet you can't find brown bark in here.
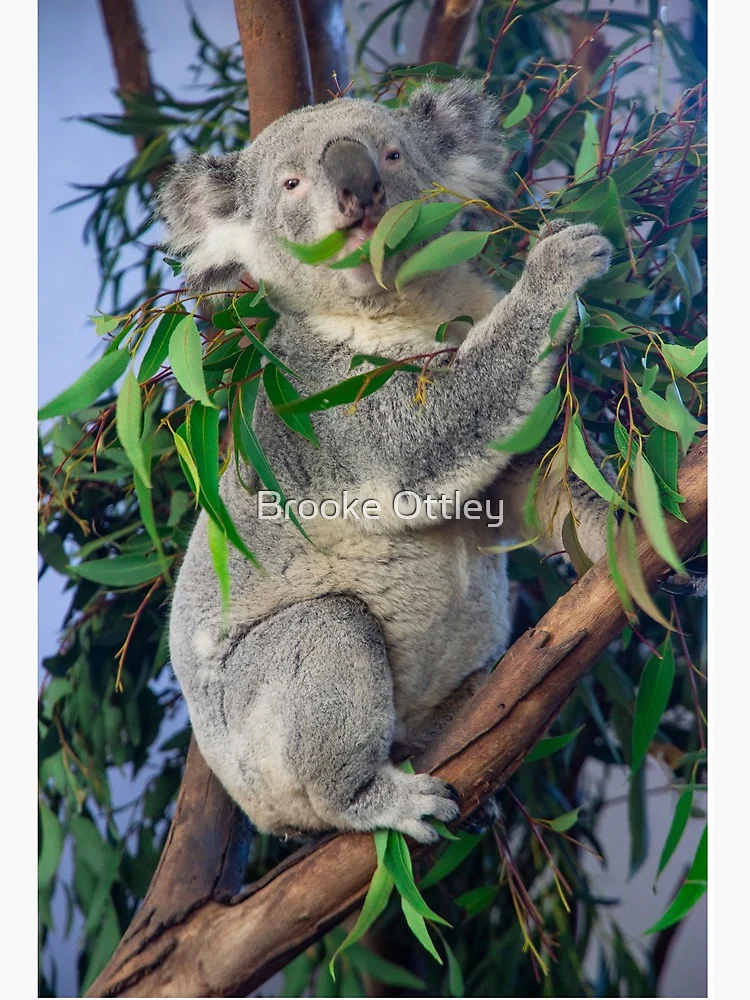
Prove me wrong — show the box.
[299,0,350,102]
[567,16,612,98]
[97,0,172,189]
[233,0,314,139]
[418,0,480,66]
[87,438,707,997]
[97,0,156,153]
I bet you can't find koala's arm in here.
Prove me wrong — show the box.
[339,223,611,506]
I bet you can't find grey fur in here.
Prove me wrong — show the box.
[160,83,612,844]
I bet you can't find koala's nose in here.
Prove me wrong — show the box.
[321,139,385,218]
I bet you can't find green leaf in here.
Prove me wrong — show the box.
[38,801,64,887]
[455,885,498,916]
[645,825,707,933]
[133,440,171,583]
[80,902,121,994]
[186,402,262,566]
[89,312,123,336]
[395,231,489,293]
[329,854,394,977]
[169,314,214,407]
[645,436,687,508]
[163,256,183,276]
[574,112,600,183]
[608,506,636,619]
[38,348,128,420]
[173,426,200,496]
[396,201,463,252]
[568,419,633,511]
[263,364,320,445]
[562,175,626,247]
[138,307,186,381]
[116,368,151,486]
[328,242,371,270]
[281,229,348,264]
[547,806,582,832]
[656,785,694,881]
[72,553,169,587]
[489,385,561,454]
[641,361,659,394]
[345,943,425,991]
[370,199,421,286]
[274,367,396,416]
[608,155,657,195]
[660,338,708,377]
[420,833,483,890]
[617,511,672,628]
[561,511,594,576]
[402,898,443,964]
[525,725,584,763]
[207,517,231,619]
[668,172,703,226]
[384,832,451,927]
[502,91,533,128]
[633,446,685,574]
[628,763,649,878]
[438,932,465,997]
[632,637,675,775]
[636,382,702,453]
[212,292,276,330]
[436,315,473,343]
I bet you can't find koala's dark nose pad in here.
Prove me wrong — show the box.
[321,139,385,219]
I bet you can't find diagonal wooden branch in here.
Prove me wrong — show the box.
[419,0,481,66]
[87,437,707,997]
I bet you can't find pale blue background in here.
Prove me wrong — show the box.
[39,2,706,996]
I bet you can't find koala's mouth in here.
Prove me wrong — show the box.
[341,216,378,251]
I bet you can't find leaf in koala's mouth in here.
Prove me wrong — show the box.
[328,240,372,270]
[281,229,348,264]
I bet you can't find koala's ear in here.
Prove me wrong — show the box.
[155,151,248,293]
[405,80,509,218]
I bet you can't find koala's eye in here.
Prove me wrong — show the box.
[284,178,301,190]
[385,150,401,161]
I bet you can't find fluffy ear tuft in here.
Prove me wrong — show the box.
[406,80,509,219]
[155,151,247,293]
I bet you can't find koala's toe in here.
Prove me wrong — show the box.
[401,819,442,845]
[539,218,571,238]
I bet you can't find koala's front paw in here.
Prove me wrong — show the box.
[527,221,612,294]
[389,772,460,845]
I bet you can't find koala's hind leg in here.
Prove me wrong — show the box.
[212,596,459,844]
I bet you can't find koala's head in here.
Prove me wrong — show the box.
[156,81,508,313]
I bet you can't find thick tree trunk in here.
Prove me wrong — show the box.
[87,438,707,997]
[299,0,350,102]
[418,0,480,66]
[234,0,314,138]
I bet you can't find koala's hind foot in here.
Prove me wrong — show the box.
[198,596,459,845]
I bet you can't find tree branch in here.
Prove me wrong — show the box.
[233,0,314,138]
[97,0,155,153]
[418,0,480,67]
[87,437,707,997]
[299,0,349,103]
[96,0,170,183]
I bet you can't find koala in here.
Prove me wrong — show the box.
[159,81,613,845]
